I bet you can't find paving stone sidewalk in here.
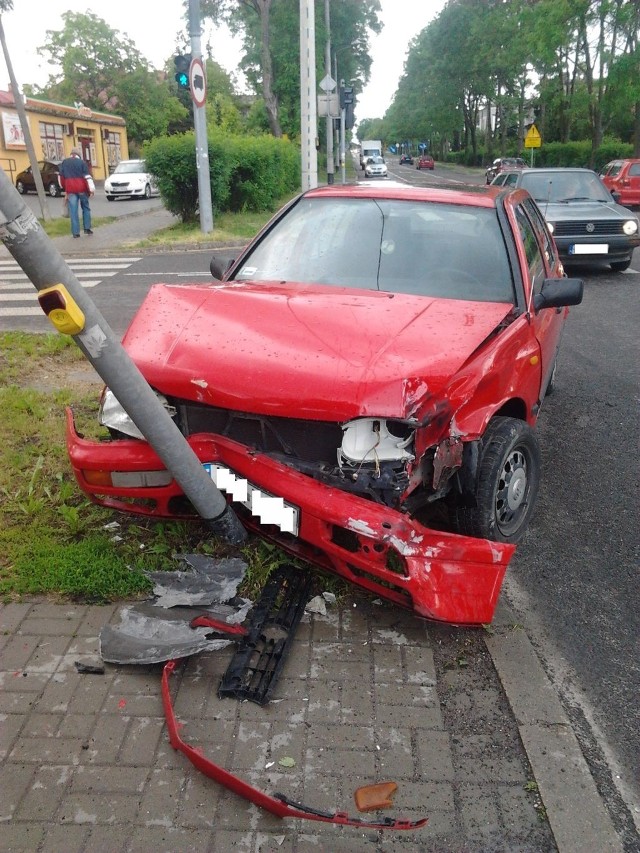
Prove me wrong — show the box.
[0,592,623,853]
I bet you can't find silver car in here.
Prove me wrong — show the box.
[364,156,388,178]
[492,167,639,271]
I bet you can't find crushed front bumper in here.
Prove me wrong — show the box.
[66,408,514,625]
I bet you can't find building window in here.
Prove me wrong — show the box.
[38,122,64,161]
[104,131,122,169]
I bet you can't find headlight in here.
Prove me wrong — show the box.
[99,388,176,439]
[623,219,638,236]
[547,221,555,235]
[339,418,415,465]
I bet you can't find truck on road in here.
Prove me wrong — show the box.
[359,140,383,169]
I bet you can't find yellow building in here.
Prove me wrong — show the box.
[0,88,129,184]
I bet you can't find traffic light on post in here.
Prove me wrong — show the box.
[174,54,192,90]
[340,85,354,109]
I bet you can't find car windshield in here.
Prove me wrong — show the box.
[234,197,515,303]
[113,162,146,174]
[520,172,611,203]
[369,157,385,165]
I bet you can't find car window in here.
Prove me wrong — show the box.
[629,164,640,177]
[114,161,146,174]
[235,197,515,303]
[604,162,622,177]
[504,173,520,187]
[522,197,558,271]
[514,205,546,293]
[492,174,507,186]
[520,171,610,203]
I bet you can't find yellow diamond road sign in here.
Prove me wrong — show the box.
[525,124,541,148]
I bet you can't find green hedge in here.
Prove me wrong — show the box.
[467,138,633,171]
[536,138,634,170]
[143,133,301,222]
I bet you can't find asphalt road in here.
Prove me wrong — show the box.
[3,168,639,839]
[17,186,164,220]
[386,158,640,821]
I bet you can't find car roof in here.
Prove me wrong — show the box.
[521,167,595,173]
[304,182,504,209]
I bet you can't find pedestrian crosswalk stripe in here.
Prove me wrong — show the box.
[0,306,48,316]
[0,256,142,321]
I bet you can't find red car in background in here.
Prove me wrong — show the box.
[66,182,583,625]
[599,159,640,208]
[416,154,435,170]
[485,157,527,184]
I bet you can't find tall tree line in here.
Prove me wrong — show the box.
[382,0,639,162]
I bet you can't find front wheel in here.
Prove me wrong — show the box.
[452,417,541,543]
[16,180,26,194]
[106,195,115,201]
[144,184,151,199]
[48,181,61,197]
[610,259,631,272]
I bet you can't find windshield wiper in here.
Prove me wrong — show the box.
[557,196,592,203]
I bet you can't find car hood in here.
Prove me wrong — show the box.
[531,199,632,221]
[122,282,512,421]
[106,172,148,182]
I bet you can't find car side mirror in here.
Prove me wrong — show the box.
[610,190,621,203]
[210,255,235,280]
[534,277,584,312]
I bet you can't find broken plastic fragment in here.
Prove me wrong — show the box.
[99,606,234,664]
[354,781,398,812]
[305,595,327,616]
[144,555,247,608]
[74,660,105,674]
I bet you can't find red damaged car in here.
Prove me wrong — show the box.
[66,183,583,625]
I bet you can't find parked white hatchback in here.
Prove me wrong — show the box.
[105,160,159,201]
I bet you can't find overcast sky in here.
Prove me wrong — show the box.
[1,1,445,126]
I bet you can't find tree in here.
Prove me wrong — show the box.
[201,0,282,136]
[33,12,149,109]
[199,0,382,139]
[29,12,191,148]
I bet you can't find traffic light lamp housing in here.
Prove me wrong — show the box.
[174,54,192,90]
[340,85,354,108]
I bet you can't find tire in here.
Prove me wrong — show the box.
[106,195,115,201]
[452,417,541,543]
[16,180,26,194]
[48,181,60,197]
[610,259,631,272]
[144,184,151,199]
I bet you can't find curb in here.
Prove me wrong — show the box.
[485,611,623,853]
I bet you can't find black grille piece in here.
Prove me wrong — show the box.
[218,564,314,705]
[553,220,625,237]
[176,400,343,465]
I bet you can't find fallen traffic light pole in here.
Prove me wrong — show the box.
[0,167,247,546]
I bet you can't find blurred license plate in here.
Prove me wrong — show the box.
[203,463,299,535]
[569,244,608,255]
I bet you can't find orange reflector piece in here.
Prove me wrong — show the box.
[354,781,398,812]
[529,355,539,366]
[82,470,113,487]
